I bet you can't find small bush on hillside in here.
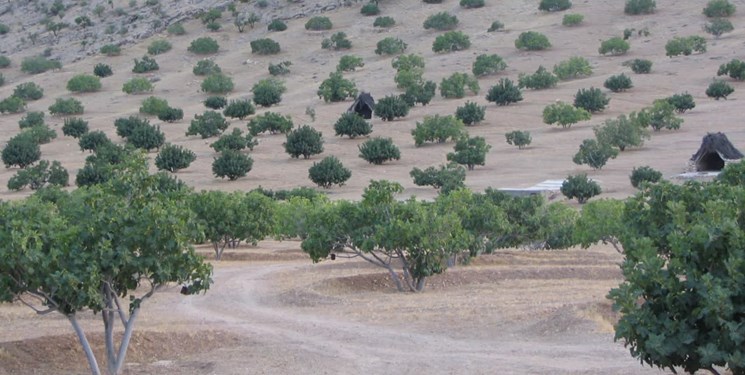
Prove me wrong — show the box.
[18,112,45,129]
[440,72,479,99]
[640,100,684,131]
[223,99,256,120]
[268,19,287,32]
[455,101,486,125]
[268,61,292,76]
[248,112,293,135]
[562,13,584,26]
[373,16,395,28]
[13,82,43,101]
[305,16,332,31]
[665,92,696,113]
[458,0,485,7]
[308,156,351,188]
[93,63,113,78]
[21,56,61,74]
[485,78,522,106]
[515,31,551,51]
[392,54,424,72]
[624,0,656,15]
[212,150,253,180]
[2,134,41,168]
[539,0,572,12]
[402,80,437,106]
[127,123,165,151]
[186,111,229,138]
[628,58,653,73]
[22,124,56,145]
[0,96,26,114]
[433,31,471,53]
[0,23,10,35]
[204,96,227,109]
[411,115,466,146]
[553,56,592,80]
[665,36,707,57]
[447,136,491,170]
[423,12,458,31]
[148,39,172,55]
[8,160,69,191]
[210,128,257,153]
[137,96,170,117]
[188,37,219,54]
[114,116,150,139]
[79,132,114,154]
[717,59,745,81]
[706,80,734,100]
[705,18,734,38]
[193,59,222,76]
[472,54,506,77]
[703,0,736,17]
[155,143,196,172]
[604,74,633,92]
[64,117,89,138]
[201,73,234,94]
[361,3,380,15]
[284,125,324,159]
[598,37,630,55]
[158,107,184,123]
[573,139,618,170]
[518,66,559,90]
[317,72,357,102]
[66,74,101,93]
[334,112,372,138]
[0,56,10,68]
[630,166,662,188]
[167,22,186,35]
[543,101,591,128]
[487,21,504,32]
[49,97,83,116]
[574,87,609,113]
[100,44,121,56]
[337,55,364,72]
[122,77,154,94]
[410,163,466,194]
[132,55,159,73]
[594,114,650,151]
[505,130,532,149]
[375,37,407,55]
[252,78,286,107]
[251,38,281,55]
[358,137,400,165]
[321,32,352,50]
[561,173,601,203]
[375,95,411,121]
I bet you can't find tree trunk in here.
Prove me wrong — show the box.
[383,264,404,292]
[68,314,101,375]
[110,307,140,375]
[415,277,426,292]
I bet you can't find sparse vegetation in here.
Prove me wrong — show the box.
[410,163,466,193]
[212,150,253,180]
[375,37,407,55]
[628,58,653,73]
[210,128,257,153]
[373,16,395,28]
[187,111,229,138]
[704,18,734,38]
[446,136,491,170]
[505,130,532,149]
[472,54,507,77]
[717,59,745,80]
[518,66,559,90]
[223,99,256,120]
[440,73,479,99]
[66,74,101,93]
[0,97,26,114]
[629,165,662,188]
[337,55,364,72]
[48,97,83,116]
[361,3,380,16]
[268,19,287,32]
[18,112,45,129]
[147,40,172,55]
[122,77,154,94]
[703,0,736,17]
[248,112,294,135]
[167,22,186,35]
[21,56,61,74]
[573,138,618,170]
[321,32,352,50]
[251,38,281,55]
[562,13,584,26]
[188,37,219,55]
[598,37,630,55]
[317,72,357,102]
[100,44,121,56]
[308,156,351,188]
[604,74,633,92]
[93,63,113,78]
[201,73,234,94]
[487,21,504,32]
[624,0,656,15]
[13,82,44,101]
[411,115,466,146]
[706,79,734,100]
[358,137,400,165]
[574,87,610,113]
[432,31,471,53]
[305,16,332,31]
[455,101,486,126]
[334,112,372,138]
[423,12,459,31]
[665,92,696,113]
[514,31,551,51]
[374,95,411,121]
[155,143,196,172]
[539,0,572,12]
[485,78,523,106]
[665,36,707,57]
[561,173,601,203]
[132,55,159,73]
[284,125,324,159]
[553,56,592,80]
[204,96,227,110]
[543,102,591,128]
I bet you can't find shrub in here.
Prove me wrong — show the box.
[139,96,169,116]
[423,12,458,31]
[13,82,44,101]
[148,39,172,55]
[210,128,257,153]
[66,74,101,93]
[706,80,734,100]
[186,111,229,138]
[553,56,592,80]
[487,21,504,32]
[505,130,532,149]
[8,160,69,191]
[375,95,411,121]
[93,63,113,78]
[201,73,234,94]
[2,134,41,168]
[0,23,9,34]
[574,87,609,113]
[394,68,424,89]
[248,112,293,135]
[361,3,380,15]
[321,32,352,50]
[573,139,618,170]
[665,92,696,113]
[132,55,159,73]
[158,107,184,123]
[410,163,466,193]
[373,16,395,28]
[594,114,650,151]
[49,97,83,116]
[62,117,89,138]
[440,72,479,99]
[19,112,45,129]
[337,55,364,72]
[518,66,559,89]
[193,60,222,76]
[167,22,186,35]
[317,72,357,102]
[392,55,422,74]
[268,19,287,32]
[334,112,372,138]
[604,74,633,92]
[305,16,332,31]
[402,80,437,106]
[411,115,466,146]
[485,78,523,106]
[358,137,400,165]
[515,31,551,51]
[432,31,471,53]
[624,0,656,15]
[21,56,61,74]
[539,0,572,12]
[121,77,153,94]
[0,96,24,114]
[560,173,600,203]
[250,38,281,55]
[703,0,736,17]
[252,78,286,107]
[630,166,662,188]
[375,37,407,55]
[542,102,591,128]
[717,59,745,81]
[223,99,256,119]
[188,37,219,54]
[268,61,292,76]
[114,116,150,139]
[665,36,707,57]
[23,124,57,145]
[640,100,684,131]
[598,37,630,55]
[460,0,484,7]
[472,54,506,77]
[200,8,222,24]
[562,13,584,26]
[204,96,227,109]
[0,56,10,68]
[100,44,121,56]
[705,18,734,38]
[628,58,653,73]
[308,156,351,188]
[155,143,196,172]
[447,136,491,170]
[212,150,253,180]
[455,101,485,125]
[127,123,164,151]
[284,125,324,159]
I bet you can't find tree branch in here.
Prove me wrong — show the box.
[16,295,57,315]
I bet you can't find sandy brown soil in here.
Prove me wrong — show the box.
[0,0,741,373]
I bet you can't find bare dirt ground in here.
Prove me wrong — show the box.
[0,0,741,373]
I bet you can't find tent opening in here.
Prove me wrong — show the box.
[697,152,726,171]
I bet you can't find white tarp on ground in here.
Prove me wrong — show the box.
[498,179,570,197]
[676,171,720,180]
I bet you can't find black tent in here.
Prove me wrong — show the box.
[348,92,375,119]
[690,132,744,171]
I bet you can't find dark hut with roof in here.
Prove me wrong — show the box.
[347,92,375,119]
[690,132,743,171]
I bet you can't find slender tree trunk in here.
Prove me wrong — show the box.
[68,314,101,375]
[415,277,426,292]
[383,264,404,292]
[111,307,140,375]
